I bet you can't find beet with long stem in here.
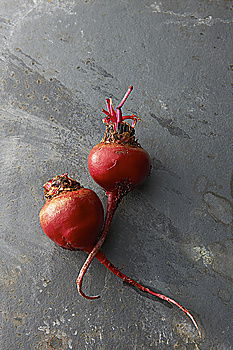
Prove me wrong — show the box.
[39,173,200,335]
[77,86,151,298]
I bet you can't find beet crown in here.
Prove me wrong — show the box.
[101,86,142,147]
[43,173,82,199]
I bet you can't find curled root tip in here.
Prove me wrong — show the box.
[77,287,100,300]
[83,294,100,300]
[77,280,101,300]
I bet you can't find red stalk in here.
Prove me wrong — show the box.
[116,107,122,129]
[108,98,114,117]
[94,251,200,336]
[118,85,133,109]
[116,85,133,130]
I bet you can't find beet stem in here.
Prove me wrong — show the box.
[115,86,133,130]
[76,192,119,299]
[95,251,200,336]
[116,107,123,126]
[117,86,133,109]
[109,98,114,117]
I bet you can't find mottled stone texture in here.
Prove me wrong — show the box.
[1,1,233,349]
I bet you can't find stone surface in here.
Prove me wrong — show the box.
[1,1,233,349]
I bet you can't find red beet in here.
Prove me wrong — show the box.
[39,174,200,334]
[88,143,151,192]
[77,86,151,298]
[39,173,104,251]
[89,86,151,193]
[76,87,199,334]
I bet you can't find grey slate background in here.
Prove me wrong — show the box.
[1,0,233,349]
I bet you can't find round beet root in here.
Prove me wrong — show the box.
[88,143,151,193]
[39,174,104,251]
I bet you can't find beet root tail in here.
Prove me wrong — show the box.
[76,192,119,299]
[76,274,100,300]
[95,251,201,336]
